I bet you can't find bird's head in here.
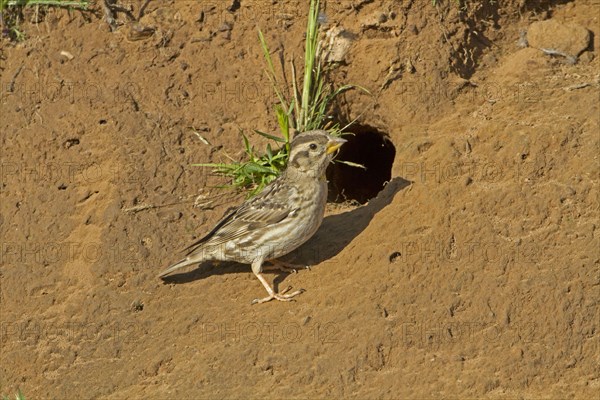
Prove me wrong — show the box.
[286,130,347,179]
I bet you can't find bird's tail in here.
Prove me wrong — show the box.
[157,257,198,278]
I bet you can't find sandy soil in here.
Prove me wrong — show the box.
[1,0,599,398]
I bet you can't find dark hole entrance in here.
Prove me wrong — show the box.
[326,124,396,204]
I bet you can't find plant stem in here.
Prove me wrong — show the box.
[300,0,320,131]
[5,0,88,8]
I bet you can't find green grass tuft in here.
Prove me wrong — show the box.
[199,0,367,196]
[1,388,25,400]
[1,0,88,41]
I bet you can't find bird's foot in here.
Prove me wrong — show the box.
[251,286,305,305]
[265,259,311,274]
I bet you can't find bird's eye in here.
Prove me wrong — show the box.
[309,143,317,150]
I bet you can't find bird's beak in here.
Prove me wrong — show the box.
[326,137,347,154]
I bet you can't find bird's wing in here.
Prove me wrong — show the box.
[184,178,297,256]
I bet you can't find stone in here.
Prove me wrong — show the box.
[527,19,590,62]
[325,27,356,63]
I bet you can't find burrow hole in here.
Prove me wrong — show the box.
[326,124,396,204]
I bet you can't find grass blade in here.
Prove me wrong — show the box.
[253,129,286,143]
[258,29,288,110]
[336,160,367,169]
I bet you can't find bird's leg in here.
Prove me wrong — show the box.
[263,259,311,274]
[251,260,305,304]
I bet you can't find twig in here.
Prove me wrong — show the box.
[122,204,157,213]
[109,3,136,21]
[434,3,457,52]
[103,0,118,31]
[379,61,402,93]
[120,191,238,214]
[103,0,136,31]
[138,0,152,20]
[191,128,212,145]
[8,64,24,92]
[122,198,215,214]
[5,0,88,6]
[563,82,591,91]
[541,48,577,65]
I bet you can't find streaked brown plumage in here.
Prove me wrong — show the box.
[159,130,346,304]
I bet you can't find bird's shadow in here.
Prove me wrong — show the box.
[280,176,410,265]
[161,177,411,288]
